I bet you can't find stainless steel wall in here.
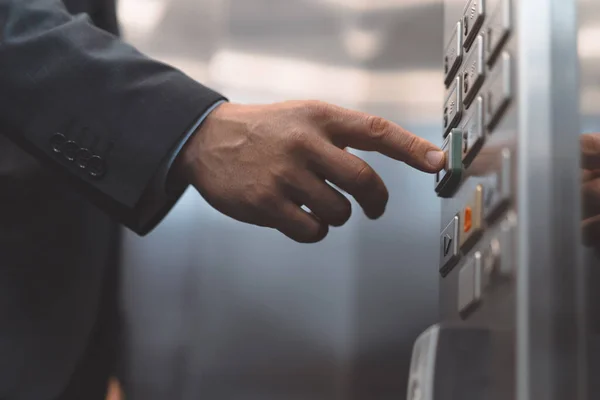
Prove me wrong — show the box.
[580,0,600,398]
[117,1,443,399]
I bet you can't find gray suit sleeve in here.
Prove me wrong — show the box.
[0,0,226,235]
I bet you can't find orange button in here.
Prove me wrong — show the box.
[464,207,472,233]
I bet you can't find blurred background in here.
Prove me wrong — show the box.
[92,0,600,399]
[115,0,443,399]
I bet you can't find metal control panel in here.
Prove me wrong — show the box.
[410,0,585,399]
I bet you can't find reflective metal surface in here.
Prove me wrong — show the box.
[438,0,587,399]
[580,0,600,399]
[116,0,444,399]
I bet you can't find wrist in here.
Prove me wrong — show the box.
[167,101,228,190]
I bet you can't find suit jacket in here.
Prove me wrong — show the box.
[0,1,224,398]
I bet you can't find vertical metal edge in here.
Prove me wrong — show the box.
[516,0,583,400]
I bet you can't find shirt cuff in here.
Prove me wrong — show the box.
[157,99,227,195]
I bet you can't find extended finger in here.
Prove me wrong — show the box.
[308,102,445,173]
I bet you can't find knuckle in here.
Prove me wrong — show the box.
[248,187,278,209]
[303,100,330,118]
[287,129,312,149]
[352,162,376,189]
[367,116,391,141]
[403,134,420,155]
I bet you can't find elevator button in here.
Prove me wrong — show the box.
[462,96,484,167]
[486,0,511,66]
[483,148,512,222]
[463,34,485,108]
[440,215,460,277]
[444,75,463,137]
[436,129,463,198]
[460,185,484,250]
[458,251,483,316]
[463,0,486,51]
[445,21,464,87]
[483,214,516,279]
[486,52,512,132]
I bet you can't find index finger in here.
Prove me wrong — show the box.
[314,104,445,173]
[581,134,600,170]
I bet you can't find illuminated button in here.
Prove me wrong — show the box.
[435,129,463,198]
[440,215,460,277]
[464,207,473,233]
[458,251,483,316]
[462,96,485,167]
[460,185,483,250]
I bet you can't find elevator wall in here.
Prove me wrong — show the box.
[117,1,443,398]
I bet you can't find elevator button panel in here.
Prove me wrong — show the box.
[445,21,464,87]
[436,129,463,198]
[486,0,511,66]
[444,76,463,137]
[463,34,485,108]
[440,215,460,277]
[458,251,483,315]
[486,52,512,131]
[482,149,512,222]
[462,96,485,167]
[463,0,485,51]
[460,185,484,251]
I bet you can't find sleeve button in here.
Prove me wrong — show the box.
[75,148,93,169]
[62,141,79,162]
[49,133,66,153]
[88,155,106,179]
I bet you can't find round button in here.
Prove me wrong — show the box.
[87,155,106,178]
[75,148,93,169]
[49,133,66,153]
[62,141,79,162]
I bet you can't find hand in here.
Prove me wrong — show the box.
[174,100,445,243]
[582,133,600,246]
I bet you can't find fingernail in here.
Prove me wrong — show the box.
[426,151,445,169]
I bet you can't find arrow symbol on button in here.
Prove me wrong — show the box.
[443,234,453,256]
